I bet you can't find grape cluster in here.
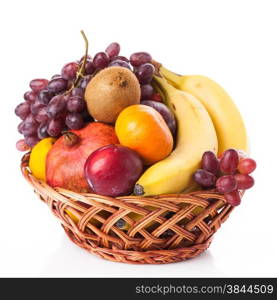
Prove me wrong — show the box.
[15,67,93,150]
[15,42,160,151]
[193,149,256,206]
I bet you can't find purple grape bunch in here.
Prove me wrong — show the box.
[15,41,157,150]
[193,149,256,206]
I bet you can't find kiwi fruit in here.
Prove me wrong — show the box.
[84,66,141,123]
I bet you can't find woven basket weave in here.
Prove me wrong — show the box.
[21,152,235,264]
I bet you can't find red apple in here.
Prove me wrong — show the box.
[84,144,143,197]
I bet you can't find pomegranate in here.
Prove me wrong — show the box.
[46,122,119,192]
[84,144,143,197]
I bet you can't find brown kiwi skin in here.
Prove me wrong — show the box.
[84,66,141,123]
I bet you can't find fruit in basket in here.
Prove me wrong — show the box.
[219,149,239,174]
[193,169,217,188]
[140,100,176,135]
[84,67,141,123]
[16,139,31,152]
[140,84,155,100]
[29,137,56,180]
[193,148,256,204]
[16,32,260,263]
[46,122,118,192]
[134,76,218,196]
[216,175,237,193]
[160,67,249,155]
[237,158,256,174]
[201,151,219,175]
[84,145,143,197]
[130,52,152,67]
[234,173,254,190]
[115,104,173,165]
[224,190,241,206]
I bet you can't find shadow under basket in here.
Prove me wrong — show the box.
[21,153,235,264]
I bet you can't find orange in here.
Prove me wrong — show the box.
[115,104,173,165]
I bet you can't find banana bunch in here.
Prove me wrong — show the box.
[160,67,249,155]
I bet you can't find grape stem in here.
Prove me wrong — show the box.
[78,30,89,78]
[66,30,89,94]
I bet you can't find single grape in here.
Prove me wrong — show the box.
[61,62,79,80]
[30,79,49,93]
[108,60,131,69]
[193,169,217,188]
[35,106,49,123]
[111,56,129,63]
[238,158,256,174]
[135,63,155,84]
[24,90,37,103]
[85,59,95,75]
[30,100,45,115]
[140,84,154,100]
[16,139,30,152]
[47,77,68,94]
[92,52,109,69]
[21,115,39,137]
[25,135,40,147]
[216,175,237,193]
[219,149,239,174]
[15,102,31,120]
[71,87,84,97]
[105,42,120,58]
[66,96,86,113]
[130,52,152,67]
[18,121,24,134]
[201,151,219,175]
[24,113,38,125]
[47,118,64,137]
[150,93,162,102]
[37,122,49,139]
[47,95,66,118]
[224,190,241,206]
[65,113,84,130]
[22,123,39,137]
[234,173,254,190]
[38,89,54,105]
[79,76,92,89]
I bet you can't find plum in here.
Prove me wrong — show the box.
[141,100,176,135]
[84,144,143,197]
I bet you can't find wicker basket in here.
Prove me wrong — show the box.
[21,152,235,264]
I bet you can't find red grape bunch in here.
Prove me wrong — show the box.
[15,41,161,151]
[193,149,256,206]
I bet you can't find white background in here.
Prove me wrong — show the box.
[0,0,276,277]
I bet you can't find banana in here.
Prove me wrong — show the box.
[160,66,249,155]
[134,76,218,196]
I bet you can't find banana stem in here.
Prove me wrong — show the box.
[160,66,182,87]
